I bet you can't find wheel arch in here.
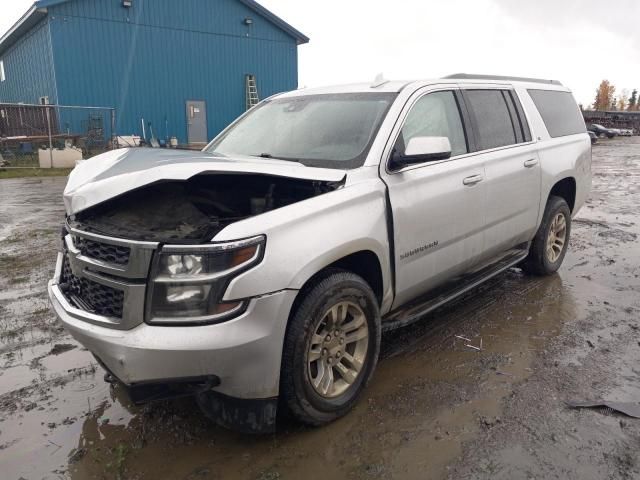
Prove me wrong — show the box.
[548,177,576,213]
[289,249,386,317]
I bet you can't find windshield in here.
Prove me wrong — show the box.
[206,93,397,169]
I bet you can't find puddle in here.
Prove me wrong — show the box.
[1,140,640,479]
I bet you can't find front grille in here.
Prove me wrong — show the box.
[75,236,130,265]
[60,255,124,318]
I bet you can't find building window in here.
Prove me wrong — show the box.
[0,60,5,82]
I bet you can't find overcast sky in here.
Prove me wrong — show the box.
[2,0,639,106]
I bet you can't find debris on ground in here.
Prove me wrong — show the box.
[49,343,77,355]
[566,400,640,419]
[455,335,483,351]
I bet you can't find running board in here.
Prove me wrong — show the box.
[382,248,529,332]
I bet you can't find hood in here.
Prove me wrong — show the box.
[63,148,346,215]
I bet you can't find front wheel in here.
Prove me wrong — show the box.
[280,270,381,426]
[522,195,571,275]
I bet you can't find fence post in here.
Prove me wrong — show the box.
[45,106,53,168]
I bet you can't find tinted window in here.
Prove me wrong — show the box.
[508,91,532,142]
[465,90,518,150]
[398,91,468,157]
[528,89,586,138]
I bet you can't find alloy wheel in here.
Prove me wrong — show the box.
[546,212,567,263]
[306,301,369,398]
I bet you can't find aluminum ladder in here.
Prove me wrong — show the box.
[245,74,260,111]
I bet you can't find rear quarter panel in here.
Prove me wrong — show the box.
[515,86,592,225]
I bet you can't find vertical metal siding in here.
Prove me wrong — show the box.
[48,0,299,143]
[0,19,57,104]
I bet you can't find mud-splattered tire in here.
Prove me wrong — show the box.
[522,195,571,276]
[280,270,381,426]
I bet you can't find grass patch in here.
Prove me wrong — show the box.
[0,253,34,272]
[1,228,58,245]
[8,276,29,285]
[0,168,72,179]
[107,443,129,480]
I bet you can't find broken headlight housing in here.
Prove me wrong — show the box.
[146,235,265,325]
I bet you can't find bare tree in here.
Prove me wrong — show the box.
[618,89,629,111]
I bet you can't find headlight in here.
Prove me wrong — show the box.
[146,235,265,325]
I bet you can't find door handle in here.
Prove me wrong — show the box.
[463,174,484,186]
[524,158,538,168]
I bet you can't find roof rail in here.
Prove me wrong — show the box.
[444,73,563,86]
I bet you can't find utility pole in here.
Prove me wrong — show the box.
[45,106,53,168]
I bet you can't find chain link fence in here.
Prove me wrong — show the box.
[0,103,116,168]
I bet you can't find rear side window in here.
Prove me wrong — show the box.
[464,90,521,150]
[528,89,586,138]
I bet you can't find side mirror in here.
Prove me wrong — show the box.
[395,136,452,167]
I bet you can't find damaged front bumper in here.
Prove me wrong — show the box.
[48,279,297,433]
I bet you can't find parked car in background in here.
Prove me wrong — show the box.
[49,74,591,433]
[587,124,616,138]
[618,128,634,136]
[588,131,598,144]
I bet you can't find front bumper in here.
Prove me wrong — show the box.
[48,280,297,400]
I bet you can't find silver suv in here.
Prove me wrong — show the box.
[49,74,591,432]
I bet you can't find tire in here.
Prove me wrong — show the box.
[522,195,571,275]
[280,270,381,426]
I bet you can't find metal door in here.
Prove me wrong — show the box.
[380,87,487,309]
[186,100,207,144]
[480,145,541,260]
[460,87,542,262]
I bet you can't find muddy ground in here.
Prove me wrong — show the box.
[0,138,639,480]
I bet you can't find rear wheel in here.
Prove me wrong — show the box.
[522,195,571,275]
[280,270,381,426]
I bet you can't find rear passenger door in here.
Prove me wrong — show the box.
[381,87,487,309]
[461,87,541,260]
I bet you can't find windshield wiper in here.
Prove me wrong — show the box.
[251,153,302,163]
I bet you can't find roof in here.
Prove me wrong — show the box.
[444,73,563,86]
[0,0,308,56]
[278,75,570,98]
[237,0,308,44]
[0,4,48,56]
[281,81,412,97]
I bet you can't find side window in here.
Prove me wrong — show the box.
[0,60,5,82]
[397,90,468,158]
[527,89,586,138]
[464,90,519,150]
[509,91,532,142]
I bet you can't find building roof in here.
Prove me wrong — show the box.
[237,0,309,45]
[0,0,308,56]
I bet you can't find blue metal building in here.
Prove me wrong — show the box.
[0,0,308,144]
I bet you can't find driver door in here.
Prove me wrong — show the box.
[380,88,487,309]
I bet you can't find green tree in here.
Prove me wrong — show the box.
[628,89,638,111]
